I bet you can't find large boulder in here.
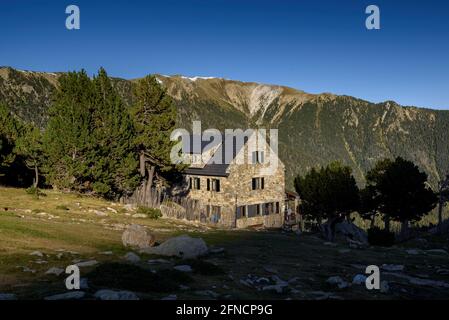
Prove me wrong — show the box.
[141,235,208,259]
[335,221,368,245]
[122,224,156,249]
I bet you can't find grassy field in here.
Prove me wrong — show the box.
[0,186,448,300]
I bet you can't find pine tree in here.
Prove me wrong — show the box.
[15,124,44,188]
[130,75,179,204]
[89,68,139,198]
[295,162,360,241]
[0,104,22,177]
[44,70,95,191]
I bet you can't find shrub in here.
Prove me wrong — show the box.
[136,206,162,219]
[25,186,46,198]
[367,227,395,247]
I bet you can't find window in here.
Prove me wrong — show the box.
[236,206,247,219]
[252,151,265,164]
[247,204,258,218]
[211,179,220,192]
[211,206,221,223]
[275,202,280,214]
[256,204,262,215]
[190,177,201,190]
[251,177,265,190]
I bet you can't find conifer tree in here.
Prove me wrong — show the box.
[131,75,179,203]
[15,125,44,188]
[0,104,22,177]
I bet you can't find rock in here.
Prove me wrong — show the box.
[141,235,208,259]
[335,221,368,245]
[80,278,89,290]
[262,284,286,294]
[326,276,350,289]
[124,204,135,211]
[100,251,113,255]
[194,290,219,298]
[174,265,193,272]
[45,267,64,276]
[106,207,118,214]
[263,266,278,274]
[338,249,351,254]
[436,268,449,275]
[352,274,367,285]
[132,213,148,218]
[124,252,141,263]
[33,259,48,264]
[209,247,225,254]
[75,260,98,267]
[89,209,108,217]
[348,239,366,249]
[161,294,177,300]
[30,251,44,257]
[45,291,85,300]
[426,249,448,255]
[122,224,156,249]
[179,285,190,290]
[0,293,17,300]
[381,264,404,272]
[94,289,139,300]
[405,249,421,255]
[17,266,36,273]
[148,258,171,264]
[384,272,449,288]
[323,242,337,247]
[380,281,389,293]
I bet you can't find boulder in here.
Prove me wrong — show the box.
[326,276,350,289]
[174,265,193,272]
[45,267,65,276]
[124,252,141,263]
[141,235,208,259]
[335,221,368,245]
[75,260,98,268]
[122,224,156,249]
[45,291,85,300]
[94,289,139,300]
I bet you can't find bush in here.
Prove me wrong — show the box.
[136,206,162,219]
[25,186,46,198]
[368,227,395,247]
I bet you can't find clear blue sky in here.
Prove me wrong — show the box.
[1,0,448,109]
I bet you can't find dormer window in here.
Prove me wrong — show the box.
[252,177,265,190]
[252,151,265,164]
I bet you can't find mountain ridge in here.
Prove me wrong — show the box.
[1,66,448,189]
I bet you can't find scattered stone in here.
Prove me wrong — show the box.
[80,278,89,290]
[194,290,219,298]
[17,266,36,273]
[122,224,156,249]
[45,291,85,300]
[141,235,208,259]
[380,281,389,293]
[348,239,366,249]
[436,268,449,275]
[263,266,278,274]
[338,249,351,254]
[45,267,64,276]
[132,214,148,219]
[384,272,449,288]
[209,247,225,254]
[124,252,141,263]
[106,207,118,214]
[174,265,193,272]
[381,264,405,272]
[148,258,171,264]
[33,260,48,264]
[405,249,422,255]
[326,276,350,289]
[124,204,135,211]
[426,249,448,255]
[352,274,367,285]
[179,285,190,290]
[56,253,64,259]
[161,294,177,300]
[262,284,285,294]
[94,289,139,300]
[30,251,43,257]
[323,242,337,247]
[75,260,98,268]
[288,277,300,284]
[99,251,113,255]
[0,293,17,300]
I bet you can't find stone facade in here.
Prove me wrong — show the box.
[184,133,286,229]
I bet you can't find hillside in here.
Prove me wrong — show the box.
[1,66,448,188]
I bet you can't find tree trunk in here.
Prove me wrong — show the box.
[139,151,146,177]
[370,216,375,229]
[33,164,39,188]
